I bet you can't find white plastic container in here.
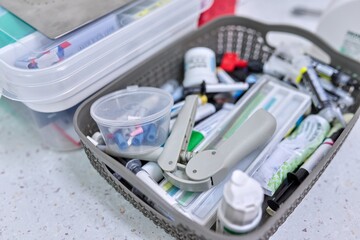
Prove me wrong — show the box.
[183,47,218,87]
[90,86,173,156]
[216,170,264,235]
[0,0,202,150]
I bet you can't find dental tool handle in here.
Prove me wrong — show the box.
[157,95,198,172]
[186,109,277,185]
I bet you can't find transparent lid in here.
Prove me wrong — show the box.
[90,86,174,127]
[200,0,214,12]
[0,0,174,69]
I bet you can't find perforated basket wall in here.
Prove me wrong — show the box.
[74,16,360,240]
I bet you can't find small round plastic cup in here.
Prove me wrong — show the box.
[90,86,174,156]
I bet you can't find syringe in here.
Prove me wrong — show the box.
[301,66,346,127]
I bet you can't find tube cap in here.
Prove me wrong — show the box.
[92,132,105,145]
[199,94,208,105]
[188,131,205,151]
[221,170,264,226]
[142,162,164,183]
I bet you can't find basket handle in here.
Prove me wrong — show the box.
[258,23,356,67]
[204,16,360,77]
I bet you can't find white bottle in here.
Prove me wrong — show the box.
[183,47,218,87]
[216,170,264,235]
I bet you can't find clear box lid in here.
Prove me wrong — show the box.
[91,86,174,127]
[0,0,172,70]
[0,0,202,109]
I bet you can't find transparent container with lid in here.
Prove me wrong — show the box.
[0,0,201,111]
[90,86,173,156]
[0,0,202,151]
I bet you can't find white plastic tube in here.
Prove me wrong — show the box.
[216,170,264,235]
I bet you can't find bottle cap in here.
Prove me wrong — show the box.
[92,132,105,145]
[126,159,142,173]
[221,170,264,226]
[142,162,164,183]
[199,94,208,105]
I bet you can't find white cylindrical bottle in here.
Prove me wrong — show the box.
[183,47,218,87]
[216,170,264,235]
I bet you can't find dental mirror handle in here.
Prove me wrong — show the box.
[186,109,277,185]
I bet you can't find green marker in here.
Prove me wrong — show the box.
[187,103,234,151]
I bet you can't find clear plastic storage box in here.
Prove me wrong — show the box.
[0,0,202,150]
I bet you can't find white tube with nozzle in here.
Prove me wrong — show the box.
[216,170,264,235]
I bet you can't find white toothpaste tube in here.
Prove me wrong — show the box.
[193,103,216,122]
[187,103,234,151]
[170,103,216,130]
[252,114,330,196]
[170,95,207,118]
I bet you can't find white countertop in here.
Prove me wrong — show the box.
[1,1,360,239]
[1,99,360,240]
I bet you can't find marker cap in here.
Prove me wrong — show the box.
[199,95,208,105]
[92,132,105,145]
[221,170,264,226]
[188,131,205,151]
[217,171,264,234]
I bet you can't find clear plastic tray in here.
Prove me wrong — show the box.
[0,0,201,112]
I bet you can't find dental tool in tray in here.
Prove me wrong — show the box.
[156,95,276,192]
[111,93,277,192]
[97,75,311,193]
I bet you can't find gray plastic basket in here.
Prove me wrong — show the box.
[74,16,360,240]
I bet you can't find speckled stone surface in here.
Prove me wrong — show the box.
[0,100,172,240]
[2,96,360,240]
[272,122,360,240]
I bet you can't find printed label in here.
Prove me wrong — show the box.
[135,0,171,18]
[160,180,199,208]
[186,55,210,70]
[340,31,360,62]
